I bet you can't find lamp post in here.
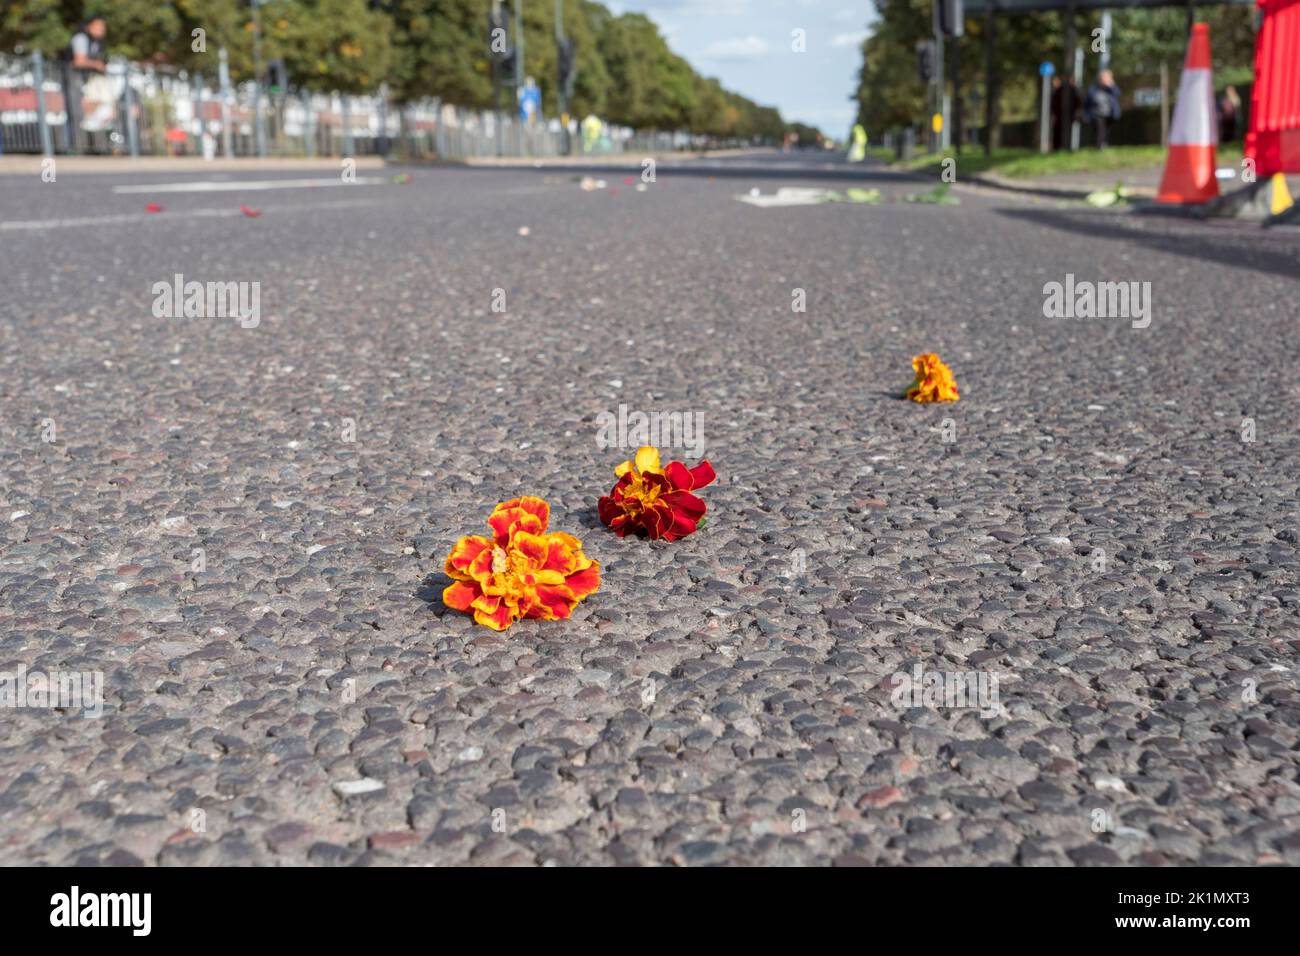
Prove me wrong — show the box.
[251,0,267,157]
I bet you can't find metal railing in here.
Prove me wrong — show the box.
[1,51,709,160]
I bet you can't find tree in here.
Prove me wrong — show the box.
[3,0,797,141]
[1105,8,1256,84]
[261,0,391,95]
[386,0,491,107]
[854,1,1260,145]
[4,0,254,79]
[2,0,81,57]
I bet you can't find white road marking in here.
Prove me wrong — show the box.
[0,198,376,231]
[112,177,388,194]
[734,187,834,207]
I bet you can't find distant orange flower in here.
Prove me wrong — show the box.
[443,497,600,631]
[904,353,959,403]
[599,446,716,541]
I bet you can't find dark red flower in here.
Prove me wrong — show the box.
[598,446,716,542]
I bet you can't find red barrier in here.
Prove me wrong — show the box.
[1245,0,1300,177]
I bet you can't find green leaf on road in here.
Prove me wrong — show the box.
[846,187,882,204]
[904,182,959,205]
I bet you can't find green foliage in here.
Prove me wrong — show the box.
[1,0,80,57]
[2,0,810,140]
[262,0,391,95]
[1106,8,1256,75]
[854,1,1259,139]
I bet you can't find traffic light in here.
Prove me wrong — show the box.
[557,37,576,101]
[935,0,964,38]
[266,58,288,95]
[916,41,936,84]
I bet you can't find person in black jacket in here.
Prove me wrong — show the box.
[1085,69,1122,149]
[1218,85,1241,142]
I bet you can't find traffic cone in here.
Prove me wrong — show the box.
[1156,24,1219,205]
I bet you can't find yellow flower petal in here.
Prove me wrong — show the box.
[904,353,959,403]
[634,446,661,474]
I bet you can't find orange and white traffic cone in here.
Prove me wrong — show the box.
[1156,24,1220,205]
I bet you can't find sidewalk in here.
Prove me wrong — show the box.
[968,166,1300,212]
[970,166,1163,200]
[0,155,388,176]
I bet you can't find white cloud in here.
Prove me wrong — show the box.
[702,35,771,60]
[831,31,868,48]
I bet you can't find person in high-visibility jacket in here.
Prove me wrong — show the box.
[847,123,867,162]
[581,114,603,154]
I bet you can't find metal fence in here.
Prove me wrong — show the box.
[1,51,715,160]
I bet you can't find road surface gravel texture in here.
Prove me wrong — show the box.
[1,155,1298,866]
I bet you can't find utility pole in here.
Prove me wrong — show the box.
[1099,11,1112,71]
[251,0,267,157]
[489,0,508,158]
[556,0,575,155]
[934,28,944,153]
[303,89,314,157]
[378,81,390,157]
[983,10,995,157]
[556,0,565,153]
[917,39,936,153]
[514,1,524,93]
[1039,64,1053,154]
[219,47,234,157]
[1071,44,1083,150]
[341,95,353,157]
[953,31,962,153]
[934,0,962,152]
[32,51,54,157]
[513,0,524,154]
[1062,6,1076,152]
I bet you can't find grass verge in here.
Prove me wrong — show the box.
[891,144,1244,180]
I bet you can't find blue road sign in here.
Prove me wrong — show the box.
[1039,61,1056,78]
[518,78,541,123]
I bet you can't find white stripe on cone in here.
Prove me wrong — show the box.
[1169,68,1218,147]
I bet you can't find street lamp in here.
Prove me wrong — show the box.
[556,0,576,155]
[251,0,267,157]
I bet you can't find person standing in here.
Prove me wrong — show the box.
[847,123,866,162]
[1052,77,1082,151]
[1049,77,1064,151]
[1085,69,1121,150]
[1218,85,1241,142]
[62,16,107,154]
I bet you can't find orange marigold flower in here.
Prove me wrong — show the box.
[598,446,716,542]
[904,352,960,403]
[442,496,600,631]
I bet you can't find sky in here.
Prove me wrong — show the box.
[608,0,878,138]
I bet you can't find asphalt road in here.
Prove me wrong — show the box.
[1,152,1299,866]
